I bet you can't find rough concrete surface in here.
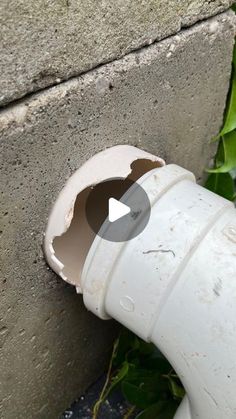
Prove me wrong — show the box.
[0,0,235,106]
[0,11,235,419]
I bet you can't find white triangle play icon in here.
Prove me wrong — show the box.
[108,198,131,223]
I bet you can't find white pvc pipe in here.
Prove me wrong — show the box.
[81,164,236,419]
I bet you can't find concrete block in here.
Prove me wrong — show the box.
[0,11,235,418]
[0,0,235,106]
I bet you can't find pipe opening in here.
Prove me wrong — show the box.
[52,158,161,287]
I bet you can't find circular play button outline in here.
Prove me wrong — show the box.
[85,177,151,242]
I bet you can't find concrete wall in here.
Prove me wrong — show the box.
[0,5,235,419]
[0,0,234,106]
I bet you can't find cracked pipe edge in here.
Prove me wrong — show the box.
[43,145,164,290]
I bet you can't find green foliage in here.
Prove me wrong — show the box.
[94,10,236,418]
[93,330,184,418]
[205,172,235,200]
[209,131,236,174]
[215,77,236,138]
[206,26,236,199]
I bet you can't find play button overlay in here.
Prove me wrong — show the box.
[85,177,151,242]
[108,198,131,222]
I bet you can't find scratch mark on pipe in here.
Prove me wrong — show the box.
[143,249,175,257]
[213,278,222,297]
[204,388,218,407]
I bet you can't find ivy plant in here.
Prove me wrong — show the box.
[93,10,236,419]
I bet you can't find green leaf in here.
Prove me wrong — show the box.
[205,172,235,201]
[135,400,179,419]
[135,401,167,419]
[103,361,130,400]
[113,329,137,367]
[122,367,170,409]
[122,381,157,409]
[218,72,236,138]
[167,377,185,399]
[208,131,236,173]
[125,366,157,382]
[110,361,130,388]
[137,341,156,356]
[125,366,169,393]
[141,352,172,374]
